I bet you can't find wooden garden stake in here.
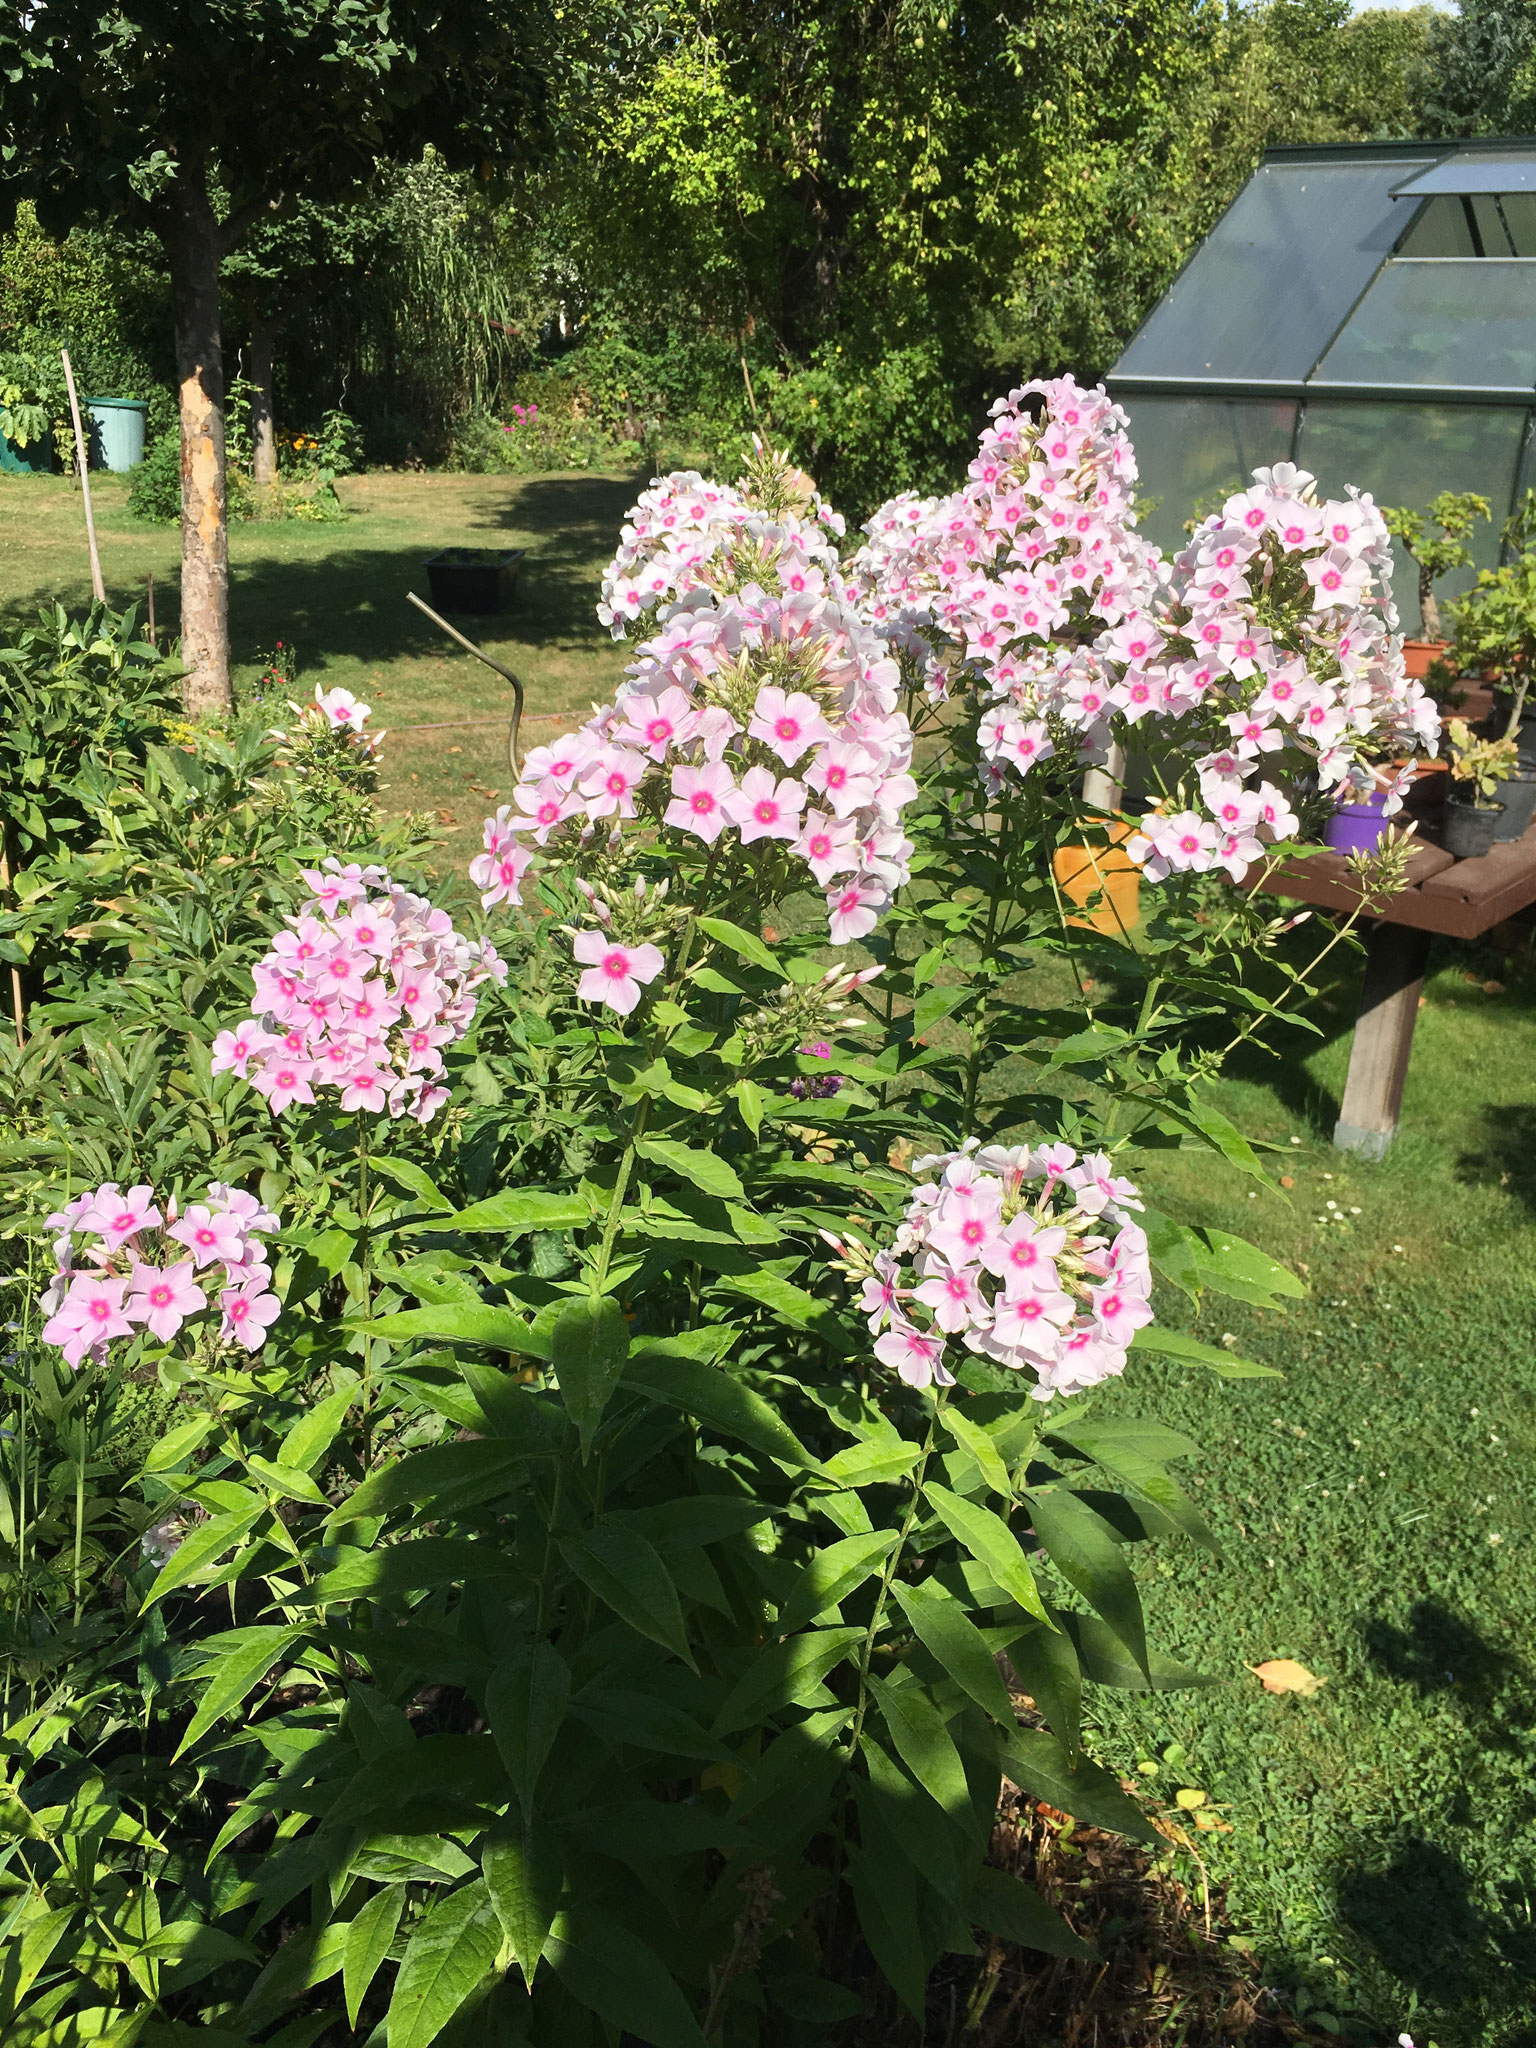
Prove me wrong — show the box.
[60,349,106,606]
[146,571,157,646]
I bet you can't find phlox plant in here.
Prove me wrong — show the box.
[0,407,1411,2048]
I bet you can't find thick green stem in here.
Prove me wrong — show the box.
[357,1116,375,1472]
[72,1405,86,1627]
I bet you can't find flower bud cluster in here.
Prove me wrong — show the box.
[597,446,847,637]
[831,1139,1153,1401]
[271,684,383,760]
[40,1181,280,1368]
[732,962,882,1070]
[472,581,916,948]
[214,858,507,1123]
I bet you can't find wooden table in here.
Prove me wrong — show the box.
[1250,784,1536,1159]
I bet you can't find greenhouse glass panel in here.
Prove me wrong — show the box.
[1313,259,1536,391]
[1295,401,1528,628]
[1118,395,1298,554]
[1114,158,1431,383]
[1392,150,1536,197]
[1500,192,1536,256]
[1395,196,1477,258]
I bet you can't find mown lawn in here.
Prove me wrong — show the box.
[6,464,1535,2045]
[0,465,637,873]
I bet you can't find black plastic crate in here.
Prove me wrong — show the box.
[424,547,526,615]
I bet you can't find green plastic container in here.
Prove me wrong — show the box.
[0,432,51,475]
[87,397,148,472]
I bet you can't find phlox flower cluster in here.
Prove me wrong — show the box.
[213,858,507,1123]
[850,378,1441,884]
[472,580,916,953]
[1120,465,1438,881]
[845,378,1160,704]
[40,1180,280,1368]
[833,1139,1154,1402]
[597,452,847,637]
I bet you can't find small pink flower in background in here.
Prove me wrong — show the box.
[167,1204,247,1269]
[724,766,804,844]
[127,1260,205,1342]
[873,1317,954,1390]
[665,761,736,844]
[43,1275,134,1365]
[748,685,835,766]
[314,685,370,729]
[80,1183,162,1248]
[827,877,887,946]
[220,1282,282,1352]
[572,931,666,1016]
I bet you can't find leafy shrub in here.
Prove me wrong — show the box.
[446,401,618,474]
[127,425,181,520]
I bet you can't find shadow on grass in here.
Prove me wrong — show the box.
[1331,1600,1536,2039]
[0,472,640,673]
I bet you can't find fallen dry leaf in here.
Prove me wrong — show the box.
[1280,1174,1294,1189]
[1249,1658,1326,1697]
[1483,979,1506,996]
[435,809,458,827]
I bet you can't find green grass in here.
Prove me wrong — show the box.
[0,466,637,873]
[1091,942,1536,2047]
[8,465,1536,2042]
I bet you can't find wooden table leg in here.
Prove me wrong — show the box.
[1333,921,1432,1161]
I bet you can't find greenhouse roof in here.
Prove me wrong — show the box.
[1109,139,1536,405]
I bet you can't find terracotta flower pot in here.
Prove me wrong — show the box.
[1403,639,1451,680]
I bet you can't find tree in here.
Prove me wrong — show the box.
[0,2,550,714]
[1415,0,1536,136]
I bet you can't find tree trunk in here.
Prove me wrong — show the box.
[1419,565,1440,643]
[250,323,277,488]
[164,164,231,717]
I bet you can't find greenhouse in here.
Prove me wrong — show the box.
[1108,137,1536,623]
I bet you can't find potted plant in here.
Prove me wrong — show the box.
[1445,505,1536,784]
[1443,717,1524,857]
[1385,490,1490,675]
[0,346,65,474]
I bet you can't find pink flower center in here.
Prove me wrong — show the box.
[88,1298,112,1322]
[774,716,800,743]
[229,1298,250,1324]
[602,951,631,981]
[945,1274,968,1300]
[690,790,715,815]
[754,801,778,824]
[645,720,670,745]
[195,1227,217,1248]
[606,772,627,796]
[961,1218,986,1244]
[150,1286,171,1309]
[111,1212,137,1234]
[809,835,831,859]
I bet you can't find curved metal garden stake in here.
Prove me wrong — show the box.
[405,589,526,774]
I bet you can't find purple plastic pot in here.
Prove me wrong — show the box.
[1322,792,1391,856]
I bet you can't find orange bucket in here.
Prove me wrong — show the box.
[1052,819,1141,935]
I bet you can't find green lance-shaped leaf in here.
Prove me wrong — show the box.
[969,1866,1095,1958]
[277,1387,355,1472]
[889,1581,1015,1724]
[1025,1487,1148,1678]
[354,1302,547,1357]
[776,1531,898,1635]
[175,1624,306,1758]
[484,1818,564,1991]
[552,1292,630,1454]
[923,1481,1049,1623]
[485,1641,571,1815]
[1129,1324,1280,1379]
[1046,1419,1219,1555]
[337,1435,545,1526]
[430,1189,591,1234]
[1008,1619,1083,1760]
[344,1884,404,2030]
[943,1406,1014,1499]
[846,1836,929,2021]
[635,1136,746,1201]
[1002,1726,1156,1844]
[866,1673,971,1816]
[548,1906,706,2048]
[558,1525,692,1664]
[385,1877,501,2048]
[696,915,784,976]
[369,1156,454,1214]
[622,1347,819,1468]
[141,1504,263,1609]
[712,1626,865,1735]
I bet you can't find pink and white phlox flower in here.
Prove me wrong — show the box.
[572,931,666,1017]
